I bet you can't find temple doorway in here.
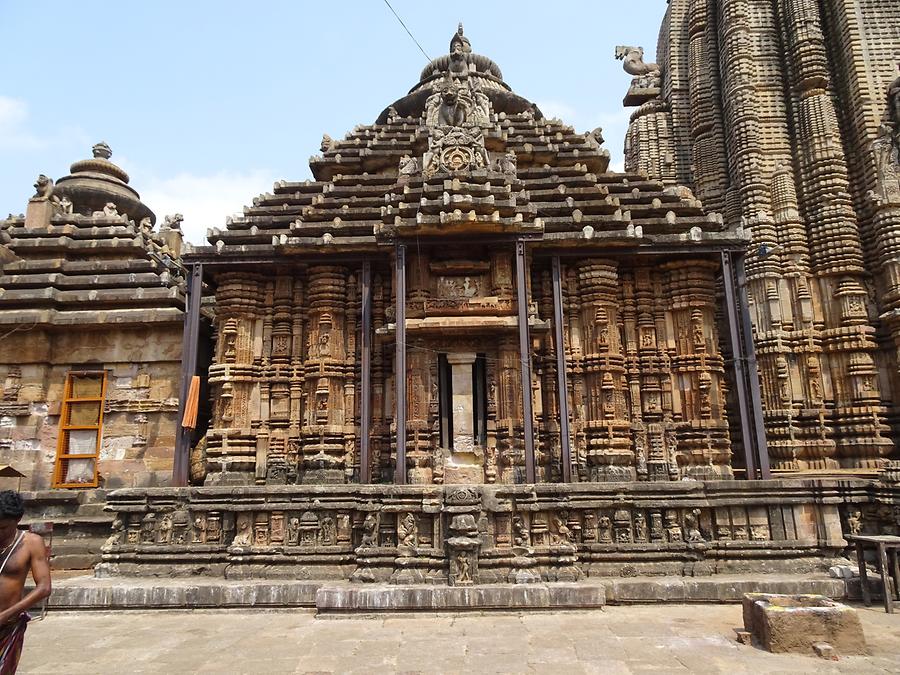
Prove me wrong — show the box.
[438,352,488,483]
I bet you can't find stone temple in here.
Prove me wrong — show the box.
[0,13,898,592]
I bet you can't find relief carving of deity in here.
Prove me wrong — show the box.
[424,74,491,129]
[871,74,900,205]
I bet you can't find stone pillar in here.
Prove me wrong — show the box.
[443,353,482,484]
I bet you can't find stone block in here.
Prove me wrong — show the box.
[315,583,606,612]
[742,593,867,655]
[813,642,838,660]
[24,199,54,228]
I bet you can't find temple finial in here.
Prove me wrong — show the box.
[92,142,112,160]
[450,23,471,54]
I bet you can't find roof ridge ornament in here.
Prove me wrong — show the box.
[615,45,662,107]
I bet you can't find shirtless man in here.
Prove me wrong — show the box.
[0,491,51,673]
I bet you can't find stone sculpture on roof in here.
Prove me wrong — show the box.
[424,73,491,127]
[31,174,57,202]
[421,36,494,180]
[615,45,659,77]
[616,45,661,106]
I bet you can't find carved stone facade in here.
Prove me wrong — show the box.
[100,481,857,581]
[623,2,900,472]
[191,26,745,491]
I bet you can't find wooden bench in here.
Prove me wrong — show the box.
[846,534,900,614]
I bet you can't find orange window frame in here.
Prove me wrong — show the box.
[52,370,108,489]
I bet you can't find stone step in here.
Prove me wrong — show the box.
[317,583,607,613]
[41,578,321,610]
[35,574,849,613]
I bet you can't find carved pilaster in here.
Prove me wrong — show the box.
[300,266,352,483]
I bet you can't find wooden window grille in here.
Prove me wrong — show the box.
[52,371,107,488]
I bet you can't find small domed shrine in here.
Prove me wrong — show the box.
[0,143,187,494]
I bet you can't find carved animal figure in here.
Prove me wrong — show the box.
[103,517,124,550]
[360,512,379,547]
[398,154,419,176]
[398,513,417,547]
[32,174,59,203]
[164,213,184,230]
[615,46,659,76]
[495,151,517,175]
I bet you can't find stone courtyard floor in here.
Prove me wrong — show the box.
[18,603,900,674]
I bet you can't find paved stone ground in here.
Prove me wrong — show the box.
[18,604,900,674]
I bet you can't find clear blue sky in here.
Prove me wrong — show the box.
[0,1,667,243]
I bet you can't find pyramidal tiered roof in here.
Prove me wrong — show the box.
[0,143,186,325]
[199,25,742,262]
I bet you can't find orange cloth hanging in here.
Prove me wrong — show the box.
[181,376,200,429]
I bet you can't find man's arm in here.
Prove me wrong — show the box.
[0,533,51,624]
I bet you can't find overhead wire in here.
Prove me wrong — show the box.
[381,0,432,62]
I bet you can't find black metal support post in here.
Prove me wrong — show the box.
[173,263,202,487]
[359,261,372,483]
[721,251,770,479]
[394,244,407,484]
[735,251,771,479]
[551,256,572,482]
[516,240,536,483]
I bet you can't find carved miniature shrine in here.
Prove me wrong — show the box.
[97,27,873,584]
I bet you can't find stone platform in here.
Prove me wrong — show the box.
[99,479,864,584]
[40,574,847,612]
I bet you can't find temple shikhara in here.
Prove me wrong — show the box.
[1,8,899,595]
